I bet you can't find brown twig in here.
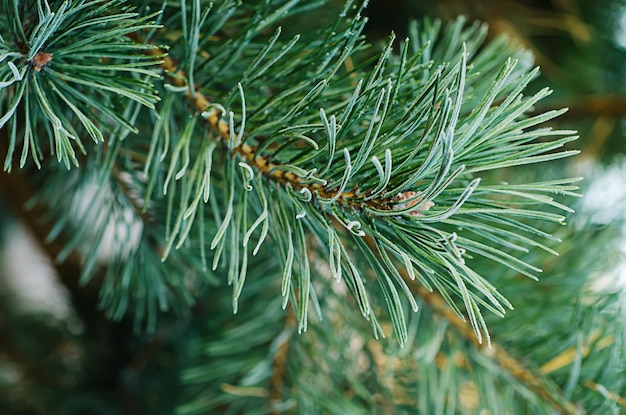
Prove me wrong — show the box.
[355,230,583,414]
[269,309,296,414]
[111,165,154,225]
[409,281,584,415]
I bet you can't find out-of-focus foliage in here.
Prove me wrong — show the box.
[366,0,626,159]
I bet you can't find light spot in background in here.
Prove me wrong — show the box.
[580,158,626,224]
[69,173,143,263]
[577,157,626,295]
[0,223,71,319]
[0,171,144,323]
[614,5,626,49]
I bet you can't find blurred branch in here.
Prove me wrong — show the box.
[0,317,52,390]
[269,310,296,415]
[0,129,137,407]
[0,132,100,310]
[409,281,584,415]
[553,96,626,119]
[360,231,583,414]
[582,116,616,159]
[533,96,626,159]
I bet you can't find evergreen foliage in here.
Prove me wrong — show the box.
[0,0,624,414]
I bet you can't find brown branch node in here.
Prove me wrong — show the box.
[31,52,53,72]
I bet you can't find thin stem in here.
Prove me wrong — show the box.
[269,309,296,414]
[151,45,406,214]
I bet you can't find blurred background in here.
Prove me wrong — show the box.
[365,0,626,159]
[1,0,625,412]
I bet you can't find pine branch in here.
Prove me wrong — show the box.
[0,0,163,169]
[2,1,580,337]
[5,3,614,413]
[141,13,579,347]
[483,220,626,414]
[351,227,584,414]
[147,15,585,412]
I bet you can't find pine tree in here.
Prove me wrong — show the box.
[0,1,624,414]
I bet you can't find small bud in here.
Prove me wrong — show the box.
[32,52,53,72]
[394,191,434,217]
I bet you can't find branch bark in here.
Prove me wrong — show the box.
[408,281,584,415]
